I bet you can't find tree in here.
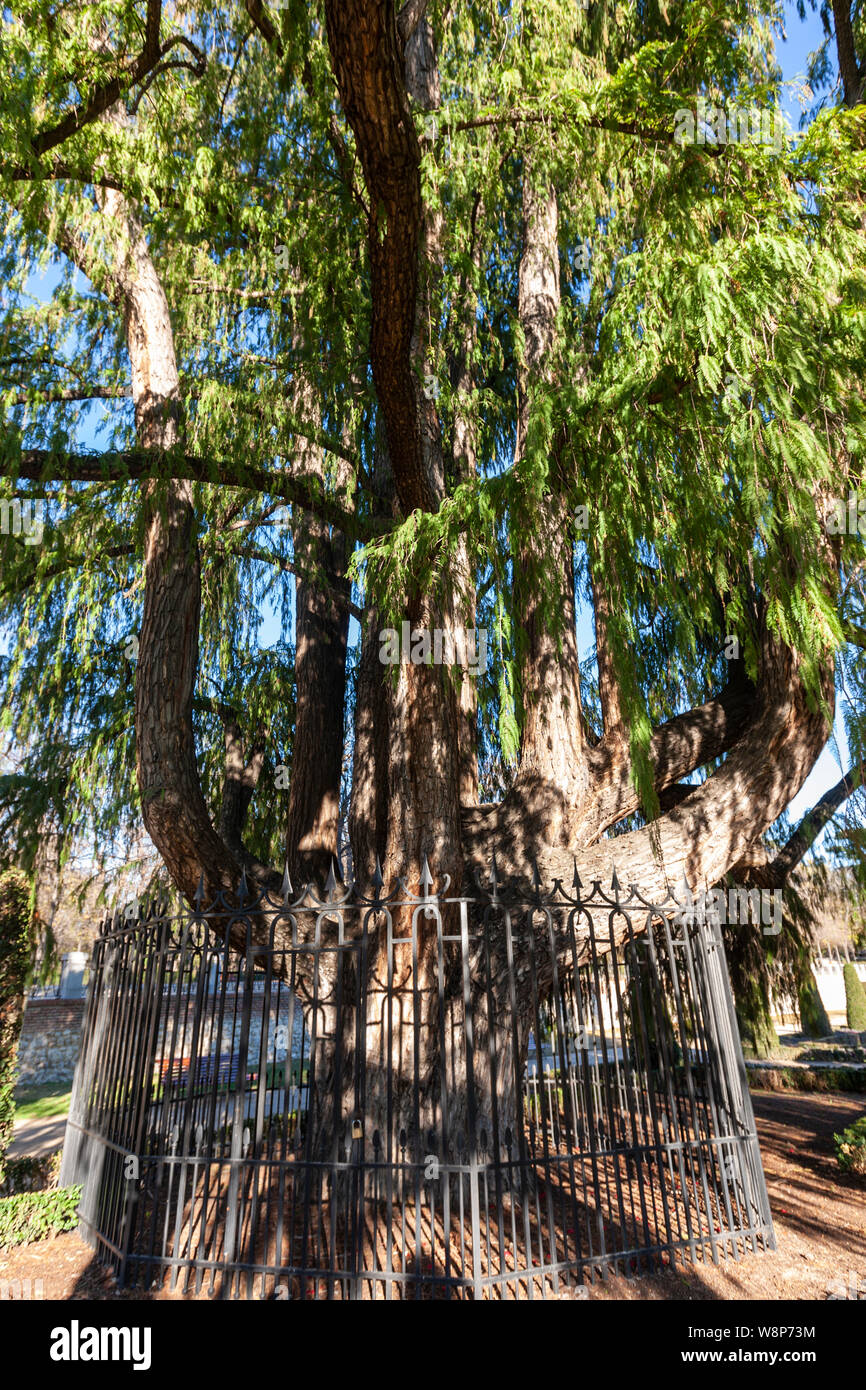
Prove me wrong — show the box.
[799,972,833,1038]
[1,1,865,1137]
[844,961,866,1029]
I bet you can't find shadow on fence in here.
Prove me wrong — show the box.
[60,866,775,1300]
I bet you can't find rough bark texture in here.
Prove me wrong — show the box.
[323,0,464,897]
[283,340,352,884]
[86,185,244,907]
[511,173,588,843]
[323,0,433,516]
[832,0,865,107]
[285,506,351,882]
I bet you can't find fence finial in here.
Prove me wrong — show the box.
[419,852,434,893]
[325,856,339,895]
[572,857,583,893]
[372,854,385,893]
[281,856,293,905]
[679,868,693,904]
[530,859,542,897]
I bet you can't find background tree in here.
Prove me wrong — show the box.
[0,869,37,1186]
[0,0,865,1129]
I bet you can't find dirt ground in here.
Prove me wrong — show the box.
[1,1090,863,1301]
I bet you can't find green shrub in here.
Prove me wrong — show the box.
[798,975,832,1038]
[834,1116,866,1177]
[0,1185,80,1249]
[0,1149,62,1196]
[747,1064,866,1094]
[0,869,35,1186]
[795,1045,866,1064]
[843,964,866,1032]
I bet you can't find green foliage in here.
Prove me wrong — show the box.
[737,996,780,1060]
[725,882,820,1056]
[0,0,863,913]
[0,867,35,1186]
[833,1115,866,1176]
[0,1184,80,1249]
[843,962,866,1030]
[0,1148,61,1196]
[748,1063,866,1093]
[798,973,833,1038]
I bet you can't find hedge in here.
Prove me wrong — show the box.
[0,1186,80,1250]
[0,1149,62,1197]
[747,1064,866,1094]
[843,964,866,1032]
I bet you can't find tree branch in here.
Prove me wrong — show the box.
[0,544,134,600]
[589,551,627,742]
[753,764,864,887]
[323,0,435,516]
[25,3,202,157]
[831,0,864,107]
[243,0,284,56]
[214,542,364,621]
[453,109,727,157]
[218,710,266,854]
[7,447,391,541]
[584,662,757,841]
[5,387,131,405]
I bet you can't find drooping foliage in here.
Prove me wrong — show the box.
[0,0,863,909]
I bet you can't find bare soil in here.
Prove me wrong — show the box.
[1,1091,863,1301]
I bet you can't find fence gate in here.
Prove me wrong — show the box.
[61,869,775,1299]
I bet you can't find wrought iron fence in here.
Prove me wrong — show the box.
[60,865,774,1299]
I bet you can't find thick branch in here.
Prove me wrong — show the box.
[323,0,434,515]
[747,765,864,888]
[465,627,834,916]
[832,0,865,107]
[7,447,389,541]
[585,665,756,841]
[31,2,161,155]
[243,1,284,56]
[5,386,131,405]
[219,712,266,855]
[589,553,626,742]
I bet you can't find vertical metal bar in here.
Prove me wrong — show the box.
[459,895,483,1301]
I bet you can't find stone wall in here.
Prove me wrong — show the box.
[15,990,308,1091]
[16,999,86,1086]
[158,994,307,1066]
[813,959,866,1018]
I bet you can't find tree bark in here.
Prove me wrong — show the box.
[511,171,589,846]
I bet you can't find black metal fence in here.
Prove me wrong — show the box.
[60,866,775,1299]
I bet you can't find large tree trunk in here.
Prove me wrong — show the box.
[285,504,351,884]
[300,903,529,1165]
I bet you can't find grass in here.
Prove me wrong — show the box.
[12,1083,72,1123]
